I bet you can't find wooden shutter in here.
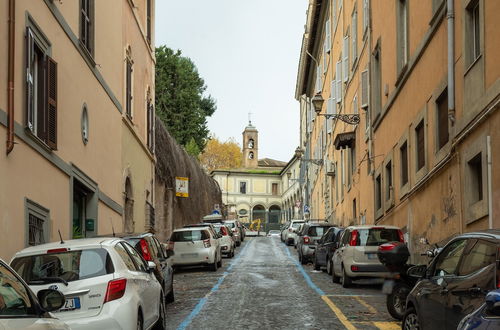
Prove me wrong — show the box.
[46,56,58,150]
[352,11,358,61]
[361,69,369,108]
[336,61,342,103]
[26,27,35,131]
[343,36,349,82]
[331,79,337,114]
[326,19,331,53]
[126,60,132,117]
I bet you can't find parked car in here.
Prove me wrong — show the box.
[213,223,236,258]
[331,225,404,288]
[280,222,290,242]
[0,258,69,329]
[297,223,334,264]
[224,221,242,246]
[283,220,305,246]
[267,230,281,238]
[457,289,500,330]
[10,238,165,330]
[234,220,246,242]
[168,227,222,271]
[402,230,500,330]
[184,223,220,239]
[313,227,344,273]
[122,232,175,303]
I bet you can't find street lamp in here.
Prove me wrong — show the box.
[312,92,360,125]
[295,147,323,166]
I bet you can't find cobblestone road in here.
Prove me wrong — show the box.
[166,236,400,330]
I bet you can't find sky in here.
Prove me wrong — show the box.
[155,0,307,163]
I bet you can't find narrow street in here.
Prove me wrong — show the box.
[167,237,399,330]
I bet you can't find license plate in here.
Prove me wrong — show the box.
[60,297,80,311]
[367,253,377,260]
[382,280,395,294]
[181,253,198,258]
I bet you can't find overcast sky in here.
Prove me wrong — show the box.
[155,0,307,162]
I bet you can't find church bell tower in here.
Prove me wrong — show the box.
[242,120,258,168]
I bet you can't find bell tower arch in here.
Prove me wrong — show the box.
[242,121,258,168]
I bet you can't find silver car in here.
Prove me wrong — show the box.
[283,220,305,246]
[331,225,404,287]
[224,221,242,247]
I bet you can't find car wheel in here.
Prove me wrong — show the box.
[341,266,352,288]
[137,312,143,330]
[166,280,175,303]
[387,282,411,320]
[236,241,241,247]
[327,258,332,275]
[332,267,340,283]
[217,257,222,268]
[210,256,218,271]
[313,255,320,270]
[402,307,420,330]
[153,295,166,330]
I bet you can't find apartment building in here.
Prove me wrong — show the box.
[296,0,499,253]
[0,0,155,260]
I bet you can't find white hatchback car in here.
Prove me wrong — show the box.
[212,224,236,258]
[10,238,165,330]
[283,220,305,246]
[0,258,69,329]
[168,227,222,271]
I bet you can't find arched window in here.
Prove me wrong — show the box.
[124,177,134,233]
[248,139,254,149]
[249,151,254,159]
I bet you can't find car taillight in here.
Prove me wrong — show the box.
[47,248,68,254]
[104,278,127,303]
[398,230,405,243]
[304,236,310,244]
[203,239,211,248]
[351,265,359,272]
[349,230,359,246]
[139,239,152,261]
[167,241,175,250]
[221,227,228,236]
[289,228,292,232]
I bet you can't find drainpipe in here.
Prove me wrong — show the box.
[6,0,15,154]
[447,0,456,124]
[487,136,493,229]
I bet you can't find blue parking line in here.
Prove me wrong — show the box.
[176,241,251,330]
[283,244,326,296]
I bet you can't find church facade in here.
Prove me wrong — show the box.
[211,123,301,225]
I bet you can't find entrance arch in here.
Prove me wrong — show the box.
[252,205,266,222]
[269,205,281,223]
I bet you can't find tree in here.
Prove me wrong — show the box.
[155,46,216,155]
[199,136,243,172]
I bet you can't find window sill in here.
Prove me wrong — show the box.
[25,128,54,152]
[78,40,96,67]
[464,54,482,77]
[395,63,408,87]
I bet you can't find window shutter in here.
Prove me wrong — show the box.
[316,65,322,92]
[323,44,328,73]
[336,61,342,103]
[343,35,349,82]
[46,56,58,150]
[363,0,369,32]
[326,19,331,53]
[327,97,333,133]
[361,69,369,109]
[26,27,35,132]
[353,95,358,115]
[331,79,337,114]
[352,11,358,62]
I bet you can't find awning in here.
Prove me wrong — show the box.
[334,132,356,150]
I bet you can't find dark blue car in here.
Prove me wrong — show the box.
[457,289,500,329]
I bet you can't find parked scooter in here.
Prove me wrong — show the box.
[377,241,441,320]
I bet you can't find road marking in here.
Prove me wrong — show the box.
[176,240,252,330]
[283,243,326,296]
[326,294,385,297]
[373,321,401,329]
[354,296,378,314]
[321,295,357,330]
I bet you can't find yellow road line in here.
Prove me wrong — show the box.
[373,321,401,330]
[321,295,357,330]
[354,296,377,314]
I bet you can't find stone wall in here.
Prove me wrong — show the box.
[154,118,222,242]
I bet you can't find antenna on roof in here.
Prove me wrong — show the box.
[58,229,65,244]
[110,217,116,237]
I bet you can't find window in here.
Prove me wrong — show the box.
[25,199,50,247]
[396,0,409,73]
[115,243,137,271]
[240,182,247,194]
[248,139,254,148]
[352,7,358,65]
[415,120,425,171]
[375,174,382,211]
[468,153,483,203]
[436,89,449,150]
[26,27,58,149]
[0,264,34,317]
[343,34,350,82]
[122,242,147,272]
[79,0,94,55]
[352,198,357,220]
[249,151,254,159]
[433,239,467,276]
[363,0,369,34]
[466,1,481,65]
[400,142,408,186]
[385,161,392,201]
[458,240,496,276]
[272,183,279,196]
[146,0,152,44]
[371,41,382,121]
[146,97,154,152]
[125,54,133,119]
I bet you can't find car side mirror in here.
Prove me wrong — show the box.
[485,290,500,316]
[407,264,427,279]
[166,249,175,258]
[147,261,156,272]
[37,289,65,312]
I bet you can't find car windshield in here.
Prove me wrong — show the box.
[357,228,401,246]
[308,226,331,237]
[291,223,303,229]
[171,230,210,241]
[269,230,280,234]
[11,248,114,284]
[0,263,35,317]
[224,222,236,228]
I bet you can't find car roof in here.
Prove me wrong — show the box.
[174,227,210,232]
[344,225,401,230]
[13,237,124,258]
[453,230,500,240]
[304,223,334,227]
